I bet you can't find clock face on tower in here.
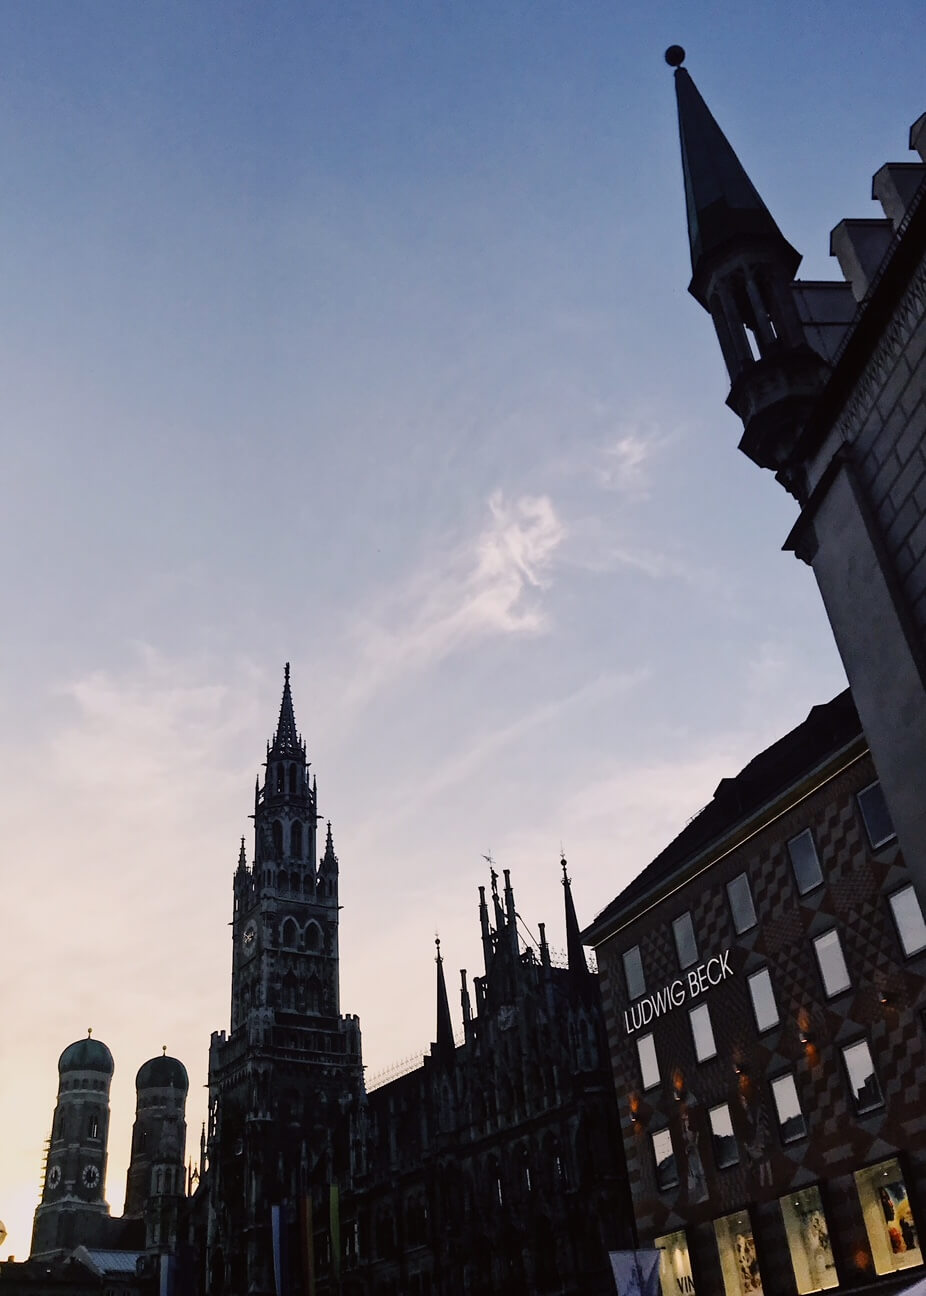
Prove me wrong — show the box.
[47,1165,61,1190]
[81,1164,100,1189]
[243,922,257,951]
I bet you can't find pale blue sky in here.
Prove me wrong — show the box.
[2,0,922,1258]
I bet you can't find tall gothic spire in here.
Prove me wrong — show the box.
[434,938,454,1062]
[270,662,303,757]
[562,856,591,983]
[667,46,799,306]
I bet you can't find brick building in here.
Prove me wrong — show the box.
[584,691,926,1294]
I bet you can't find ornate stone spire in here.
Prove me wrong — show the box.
[434,937,455,1062]
[270,662,302,757]
[562,856,592,985]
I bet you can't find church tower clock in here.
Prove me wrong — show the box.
[205,665,364,1296]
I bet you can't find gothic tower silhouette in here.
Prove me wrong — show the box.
[205,665,364,1295]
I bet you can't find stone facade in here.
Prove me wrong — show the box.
[585,691,926,1294]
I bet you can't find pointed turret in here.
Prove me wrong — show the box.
[321,820,337,871]
[434,938,455,1063]
[562,857,591,981]
[670,47,799,304]
[666,46,828,485]
[270,662,302,758]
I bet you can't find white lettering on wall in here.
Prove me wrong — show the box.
[623,950,734,1035]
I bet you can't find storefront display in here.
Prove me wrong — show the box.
[779,1186,839,1292]
[714,1210,763,1295]
[655,1230,696,1295]
[855,1159,923,1275]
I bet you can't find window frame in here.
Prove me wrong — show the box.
[672,911,699,970]
[770,1071,808,1143]
[747,966,780,1033]
[623,944,646,1001]
[637,1031,660,1091]
[651,1126,679,1191]
[726,871,757,934]
[688,1001,717,1063]
[887,883,926,958]
[841,1037,884,1115]
[787,828,824,895]
[708,1102,739,1169]
[813,927,851,999]
[857,780,897,850]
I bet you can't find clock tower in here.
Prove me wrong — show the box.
[205,665,364,1295]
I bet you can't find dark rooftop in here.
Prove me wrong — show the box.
[583,689,861,945]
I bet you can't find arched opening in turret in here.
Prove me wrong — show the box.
[305,921,322,951]
[281,917,299,948]
[282,969,298,1011]
[275,765,284,794]
[88,1114,99,1139]
[272,820,283,856]
[291,820,303,858]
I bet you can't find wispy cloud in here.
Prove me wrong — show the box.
[593,430,654,495]
[345,491,566,704]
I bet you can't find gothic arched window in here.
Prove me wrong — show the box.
[272,820,283,856]
[88,1114,99,1139]
[291,820,303,858]
[276,765,284,793]
[281,917,299,948]
[305,921,321,951]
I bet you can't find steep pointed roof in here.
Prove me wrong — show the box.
[562,857,591,981]
[434,938,455,1061]
[270,662,302,757]
[668,47,800,302]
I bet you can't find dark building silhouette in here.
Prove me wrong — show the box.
[200,667,632,1295]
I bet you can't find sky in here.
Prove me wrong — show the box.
[1,0,923,1261]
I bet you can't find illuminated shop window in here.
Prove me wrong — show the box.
[813,928,851,997]
[623,945,646,1000]
[779,1186,839,1292]
[655,1230,696,1296]
[857,781,896,850]
[788,830,823,894]
[842,1039,883,1113]
[727,873,757,934]
[652,1127,678,1191]
[688,1002,716,1062]
[714,1209,764,1295]
[747,968,779,1032]
[854,1158,922,1274]
[709,1102,739,1168]
[888,884,926,957]
[771,1073,807,1142]
[673,912,699,969]
[637,1032,660,1090]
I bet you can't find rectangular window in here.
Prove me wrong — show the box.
[714,1210,763,1296]
[854,1158,922,1274]
[771,1073,807,1142]
[654,1230,695,1296]
[637,1032,660,1090]
[788,829,823,893]
[842,1039,883,1113]
[747,967,779,1032]
[689,1002,716,1062]
[652,1127,678,1191]
[672,911,699,969]
[813,928,851,997]
[779,1185,839,1292]
[623,944,646,1000]
[709,1102,739,1168]
[857,781,896,849]
[727,872,757,933]
[888,884,926,957]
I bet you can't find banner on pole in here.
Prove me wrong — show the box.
[609,1249,661,1296]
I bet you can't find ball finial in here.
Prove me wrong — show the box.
[664,45,686,68]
